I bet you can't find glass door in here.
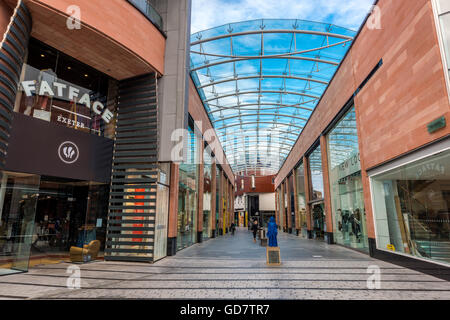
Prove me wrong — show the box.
[154,183,169,261]
[312,202,325,240]
[0,172,40,275]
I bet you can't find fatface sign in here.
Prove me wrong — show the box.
[20,80,114,123]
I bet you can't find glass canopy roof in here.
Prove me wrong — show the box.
[190,19,356,176]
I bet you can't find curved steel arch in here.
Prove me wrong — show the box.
[203,90,321,103]
[191,55,339,73]
[217,134,298,144]
[191,39,351,61]
[197,75,329,90]
[212,113,309,124]
[208,102,315,113]
[216,121,304,131]
[191,29,353,46]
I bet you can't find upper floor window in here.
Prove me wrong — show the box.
[434,0,450,96]
[14,38,117,139]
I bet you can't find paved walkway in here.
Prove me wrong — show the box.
[0,227,449,300]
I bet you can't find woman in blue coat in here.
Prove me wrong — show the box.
[266,216,278,247]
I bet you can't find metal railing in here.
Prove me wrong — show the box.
[127,0,164,33]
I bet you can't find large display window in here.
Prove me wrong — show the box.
[295,162,308,238]
[371,149,450,265]
[327,106,368,252]
[177,125,199,250]
[308,145,325,239]
[0,172,110,274]
[14,38,117,138]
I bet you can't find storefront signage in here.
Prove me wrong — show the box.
[337,152,361,180]
[5,113,113,183]
[58,141,80,164]
[427,116,446,134]
[20,80,114,123]
[415,162,445,179]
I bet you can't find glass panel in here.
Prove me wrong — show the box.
[327,106,368,252]
[154,183,169,261]
[296,163,308,238]
[372,149,450,265]
[177,125,198,250]
[309,146,324,200]
[190,19,356,174]
[0,173,40,275]
[15,38,117,139]
[308,145,325,239]
[84,182,109,261]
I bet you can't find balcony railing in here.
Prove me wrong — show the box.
[127,0,164,34]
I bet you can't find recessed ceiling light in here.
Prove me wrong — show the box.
[40,54,45,58]
[84,74,88,77]
[67,66,71,70]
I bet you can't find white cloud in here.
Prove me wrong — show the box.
[191,0,375,34]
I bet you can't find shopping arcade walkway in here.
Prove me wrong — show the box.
[0,227,449,300]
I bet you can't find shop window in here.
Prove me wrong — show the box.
[14,38,117,139]
[371,149,450,265]
[308,145,325,239]
[327,106,368,252]
[177,124,199,250]
[309,146,324,200]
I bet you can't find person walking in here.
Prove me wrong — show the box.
[251,218,258,243]
[267,216,278,247]
[231,221,236,235]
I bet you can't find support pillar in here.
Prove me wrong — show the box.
[320,135,334,244]
[197,142,204,243]
[167,162,179,255]
[292,168,300,235]
[303,156,313,239]
[286,175,293,234]
[218,170,224,235]
[210,160,216,238]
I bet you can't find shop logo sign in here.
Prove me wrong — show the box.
[58,141,79,164]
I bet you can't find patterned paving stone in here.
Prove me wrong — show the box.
[0,227,449,300]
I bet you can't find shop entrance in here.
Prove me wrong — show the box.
[0,172,109,274]
[311,202,325,240]
[31,176,108,266]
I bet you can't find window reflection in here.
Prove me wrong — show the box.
[177,125,199,250]
[327,106,368,252]
[14,38,117,139]
[372,149,450,265]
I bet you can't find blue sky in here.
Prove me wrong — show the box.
[191,0,375,33]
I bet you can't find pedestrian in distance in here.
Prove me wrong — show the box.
[251,218,258,243]
[231,221,236,235]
